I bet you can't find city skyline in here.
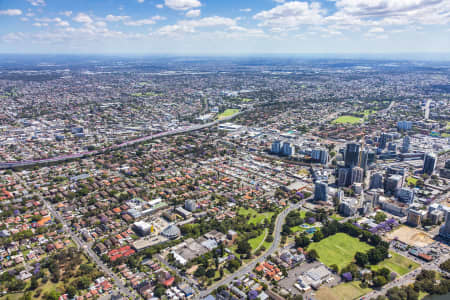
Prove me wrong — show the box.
[0,0,449,55]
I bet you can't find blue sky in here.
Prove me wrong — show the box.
[0,0,449,54]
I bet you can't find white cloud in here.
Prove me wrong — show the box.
[254,1,325,30]
[60,11,72,17]
[124,16,165,26]
[156,4,164,9]
[2,32,26,42]
[27,0,46,7]
[138,0,145,3]
[33,22,48,27]
[57,21,70,27]
[73,13,93,24]
[186,9,201,18]
[124,19,156,26]
[164,0,201,11]
[105,15,130,22]
[158,16,236,35]
[274,0,285,3]
[0,9,22,16]
[368,27,384,33]
[240,8,252,13]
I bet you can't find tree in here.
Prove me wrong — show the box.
[205,269,215,278]
[236,240,252,255]
[373,275,387,287]
[66,286,77,298]
[440,259,450,273]
[29,277,38,290]
[355,252,369,267]
[153,285,166,298]
[330,264,339,273]
[374,212,387,224]
[45,290,60,300]
[312,231,324,242]
[306,249,319,261]
[295,233,311,248]
[194,266,206,278]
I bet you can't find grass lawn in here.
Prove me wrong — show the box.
[372,251,419,276]
[249,229,267,250]
[330,214,344,221]
[418,291,429,300]
[406,176,418,186]
[332,115,363,124]
[241,98,253,102]
[238,207,274,225]
[316,281,372,300]
[308,233,373,270]
[217,109,239,119]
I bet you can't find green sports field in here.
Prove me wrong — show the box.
[307,233,373,270]
[217,109,239,119]
[332,115,363,124]
[316,281,372,300]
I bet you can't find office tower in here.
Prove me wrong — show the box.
[367,151,376,165]
[281,142,294,156]
[397,121,412,131]
[423,153,437,175]
[378,133,393,150]
[370,172,383,189]
[350,167,364,184]
[314,181,328,201]
[344,143,360,168]
[338,168,350,187]
[446,160,450,169]
[388,142,397,152]
[385,175,403,194]
[441,160,450,179]
[402,136,410,153]
[312,148,328,164]
[359,149,369,172]
[439,211,450,239]
[271,140,281,154]
[397,188,415,204]
[337,190,344,203]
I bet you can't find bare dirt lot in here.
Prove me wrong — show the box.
[385,226,434,248]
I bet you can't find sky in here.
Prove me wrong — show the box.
[0,0,449,55]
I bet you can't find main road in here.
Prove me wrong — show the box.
[44,200,135,299]
[0,111,244,170]
[197,201,303,299]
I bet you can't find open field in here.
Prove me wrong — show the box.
[332,115,363,124]
[217,109,239,119]
[385,226,434,248]
[238,207,274,225]
[308,233,373,270]
[316,281,372,300]
[372,251,419,275]
[249,229,267,250]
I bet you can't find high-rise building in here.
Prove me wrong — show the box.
[344,143,360,168]
[338,168,350,187]
[378,133,393,150]
[423,153,437,175]
[281,142,294,156]
[387,142,397,152]
[367,151,376,165]
[271,140,281,154]
[314,181,328,201]
[351,167,364,185]
[370,173,383,189]
[385,175,403,194]
[402,136,410,153]
[439,211,450,239]
[311,148,328,164]
[397,188,415,203]
[440,159,450,179]
[397,121,413,131]
[359,149,369,172]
